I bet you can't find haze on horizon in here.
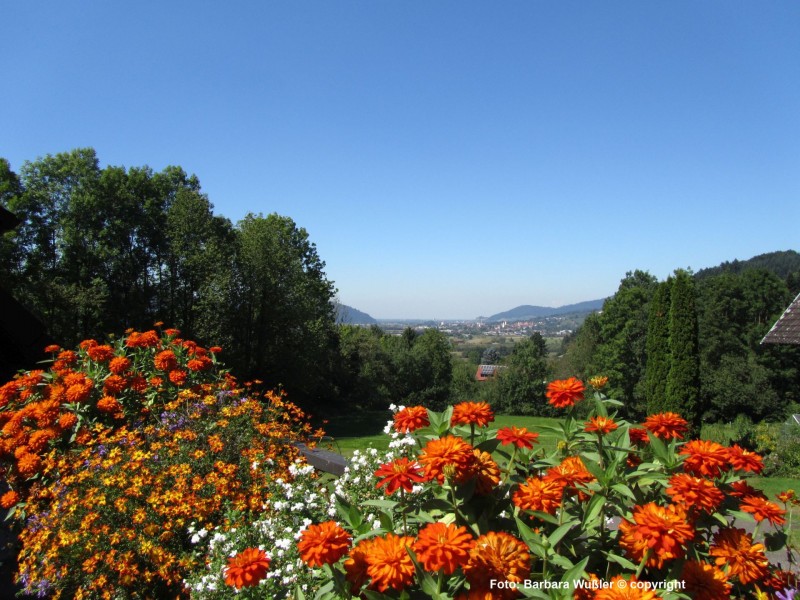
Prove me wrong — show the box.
[3,2,798,320]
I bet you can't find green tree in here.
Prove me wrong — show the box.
[489,333,551,415]
[664,270,700,424]
[645,279,671,414]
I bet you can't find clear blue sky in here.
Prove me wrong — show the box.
[3,2,799,319]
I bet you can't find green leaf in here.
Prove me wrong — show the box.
[581,493,606,529]
[579,455,606,486]
[547,522,575,547]
[610,483,637,501]
[647,432,670,464]
[606,552,638,570]
[549,554,575,570]
[561,556,590,584]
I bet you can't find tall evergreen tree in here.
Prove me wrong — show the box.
[645,279,671,414]
[664,270,700,424]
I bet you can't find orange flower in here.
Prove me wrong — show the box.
[374,458,426,495]
[628,427,650,445]
[297,521,351,567]
[739,495,786,526]
[588,375,609,390]
[366,533,415,592]
[344,538,376,593]
[209,346,223,354]
[512,476,564,515]
[16,452,42,478]
[103,374,127,395]
[154,350,178,372]
[418,435,476,484]
[125,330,160,348]
[108,356,131,375]
[726,444,764,474]
[187,357,212,372]
[666,473,724,513]
[462,532,530,599]
[594,576,658,599]
[168,369,187,386]
[224,547,270,589]
[44,344,62,353]
[545,377,585,409]
[680,440,729,478]
[208,435,224,453]
[393,406,429,433]
[472,449,501,495]
[584,415,618,435]
[618,502,694,569]
[86,344,115,362]
[729,479,765,499]
[451,401,494,427]
[681,560,732,600]
[97,396,123,414]
[544,456,595,500]
[496,426,538,449]
[709,527,768,584]
[412,522,473,574]
[57,412,78,431]
[642,412,689,439]
[777,489,797,504]
[66,382,93,403]
[0,490,20,509]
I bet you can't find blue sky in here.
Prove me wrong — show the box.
[3,2,799,319]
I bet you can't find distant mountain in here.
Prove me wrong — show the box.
[333,302,378,325]
[486,299,605,322]
[694,250,800,280]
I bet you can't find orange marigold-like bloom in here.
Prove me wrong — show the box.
[545,377,585,409]
[58,412,78,431]
[86,344,115,362]
[628,427,650,445]
[512,476,564,515]
[44,344,62,353]
[393,406,429,433]
[726,444,764,474]
[472,449,500,495]
[496,426,539,449]
[27,429,56,453]
[729,479,766,499]
[375,457,426,495]
[344,538,376,593]
[209,346,223,354]
[79,339,98,350]
[544,456,595,500]
[224,547,270,589]
[16,452,42,478]
[208,435,224,453]
[103,374,127,395]
[413,522,473,574]
[164,328,181,337]
[154,350,178,372]
[618,502,694,569]
[680,440,729,478]
[585,415,618,435]
[594,576,658,600]
[777,489,797,504]
[125,330,160,348]
[168,369,187,386]
[419,435,476,484]
[97,396,122,414]
[0,490,20,509]
[709,527,769,584]
[462,532,530,599]
[108,356,131,375]
[681,560,732,600]
[451,401,494,427]
[642,412,689,440]
[366,533,415,592]
[666,473,724,513]
[57,350,78,364]
[66,382,93,404]
[739,495,786,526]
[297,521,351,567]
[187,356,212,372]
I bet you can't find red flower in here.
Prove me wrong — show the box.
[168,369,187,386]
[451,401,494,427]
[628,427,650,445]
[545,377,585,409]
[86,344,115,362]
[154,350,178,372]
[393,406,429,433]
[108,356,131,375]
[584,416,618,435]
[496,426,539,449]
[224,547,270,589]
[726,444,764,474]
[297,521,351,567]
[374,458,426,495]
[739,495,786,526]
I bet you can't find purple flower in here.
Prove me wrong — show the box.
[777,589,797,600]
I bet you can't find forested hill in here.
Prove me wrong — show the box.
[334,303,377,325]
[488,299,605,322]
[694,250,800,280]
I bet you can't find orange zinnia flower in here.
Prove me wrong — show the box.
[103,374,127,395]
[224,547,270,589]
[97,396,122,414]
[366,533,415,592]
[393,406,429,433]
[418,435,476,484]
[86,344,115,362]
[729,479,765,499]
[739,495,786,526]
[108,356,131,375]
[462,532,530,599]
[412,522,473,574]
[0,490,20,509]
[544,456,595,500]
[628,427,650,445]
[585,415,618,435]
[642,412,689,440]
[154,350,178,372]
[125,330,160,348]
[344,538,376,593]
[297,521,351,567]
[777,489,797,504]
[513,476,564,515]
[545,377,585,409]
[594,576,658,599]
[168,369,187,386]
[726,444,764,474]
[16,452,42,478]
[451,401,494,427]
[374,458,426,495]
[666,473,724,513]
[709,527,768,584]
[472,449,501,495]
[618,502,694,569]
[66,382,93,403]
[681,560,732,600]
[496,426,539,449]
[680,440,729,478]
